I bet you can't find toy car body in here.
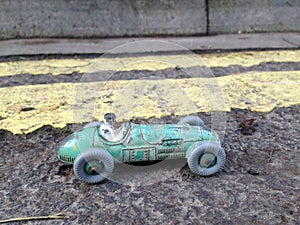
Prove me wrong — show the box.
[57,115,226,184]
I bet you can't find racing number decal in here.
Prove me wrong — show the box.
[123,147,156,162]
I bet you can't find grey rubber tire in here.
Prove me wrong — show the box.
[178,116,205,127]
[73,148,114,184]
[84,121,102,128]
[187,142,226,176]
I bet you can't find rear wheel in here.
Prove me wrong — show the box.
[178,116,205,127]
[187,142,226,176]
[83,121,102,128]
[73,148,114,184]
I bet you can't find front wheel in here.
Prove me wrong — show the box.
[187,142,226,176]
[73,148,114,184]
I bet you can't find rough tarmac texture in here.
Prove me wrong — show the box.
[0,106,299,224]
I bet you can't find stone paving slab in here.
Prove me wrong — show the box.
[0,33,300,57]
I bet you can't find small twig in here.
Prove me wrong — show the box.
[267,149,280,163]
[0,212,69,224]
[238,138,249,155]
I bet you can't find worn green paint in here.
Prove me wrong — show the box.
[57,127,95,163]
[57,122,220,164]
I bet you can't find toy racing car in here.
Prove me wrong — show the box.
[57,113,226,184]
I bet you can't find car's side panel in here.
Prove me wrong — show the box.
[156,146,185,160]
[122,147,156,162]
[92,123,150,162]
[88,122,220,163]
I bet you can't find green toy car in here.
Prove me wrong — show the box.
[57,113,226,184]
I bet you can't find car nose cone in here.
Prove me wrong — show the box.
[58,134,75,149]
[57,134,78,163]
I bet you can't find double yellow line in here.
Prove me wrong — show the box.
[1,50,300,77]
[1,50,300,134]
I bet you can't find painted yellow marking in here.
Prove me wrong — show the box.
[0,50,300,77]
[0,71,299,134]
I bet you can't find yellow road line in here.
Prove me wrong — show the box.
[1,71,299,134]
[0,50,300,77]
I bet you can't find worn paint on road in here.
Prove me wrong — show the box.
[0,50,300,77]
[1,71,299,134]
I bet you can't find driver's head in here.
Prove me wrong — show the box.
[104,113,116,124]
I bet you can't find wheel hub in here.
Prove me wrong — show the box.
[84,161,103,175]
[200,153,216,168]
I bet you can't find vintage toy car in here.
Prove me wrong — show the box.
[57,113,226,184]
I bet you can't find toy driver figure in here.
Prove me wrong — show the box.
[100,113,116,141]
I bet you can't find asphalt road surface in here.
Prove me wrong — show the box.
[0,50,299,224]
